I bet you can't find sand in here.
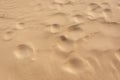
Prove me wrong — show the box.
[0,0,120,80]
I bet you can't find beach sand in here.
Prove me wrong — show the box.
[0,0,120,80]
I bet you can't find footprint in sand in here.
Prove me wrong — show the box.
[15,22,25,30]
[101,2,113,23]
[54,35,74,58]
[14,43,36,61]
[117,2,120,9]
[49,23,61,34]
[64,24,86,41]
[72,14,85,24]
[87,2,103,20]
[63,55,94,74]
[3,29,16,41]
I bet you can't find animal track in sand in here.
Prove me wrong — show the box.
[14,43,35,61]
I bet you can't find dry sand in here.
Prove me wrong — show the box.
[0,0,120,80]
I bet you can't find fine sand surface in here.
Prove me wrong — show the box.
[0,0,120,80]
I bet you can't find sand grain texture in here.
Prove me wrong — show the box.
[0,0,120,80]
